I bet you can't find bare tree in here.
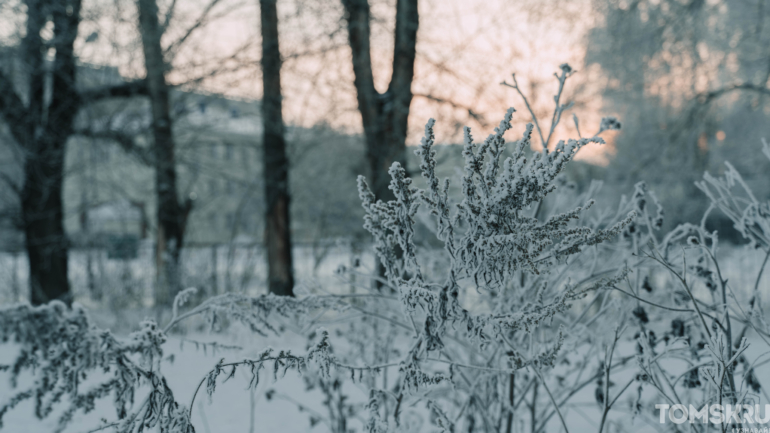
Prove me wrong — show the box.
[259,0,294,296]
[339,0,418,286]
[587,0,770,227]
[0,0,83,305]
[341,0,418,202]
[0,0,156,305]
[137,0,193,307]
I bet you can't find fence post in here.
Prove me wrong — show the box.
[210,244,218,295]
[12,251,20,302]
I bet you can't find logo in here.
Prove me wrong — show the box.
[656,404,770,425]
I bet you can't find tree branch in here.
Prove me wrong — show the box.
[341,0,380,131]
[0,171,21,196]
[389,0,418,100]
[697,82,770,105]
[0,68,30,145]
[78,80,149,102]
[163,0,224,62]
[413,92,488,127]
[74,129,154,165]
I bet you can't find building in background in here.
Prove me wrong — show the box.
[0,52,368,257]
[62,81,368,249]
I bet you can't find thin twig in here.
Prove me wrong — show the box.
[533,366,570,433]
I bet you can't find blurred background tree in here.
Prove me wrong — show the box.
[587,0,770,231]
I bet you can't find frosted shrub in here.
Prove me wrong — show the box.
[2,65,769,433]
[0,302,192,433]
[620,142,770,431]
[339,69,640,431]
[0,65,635,433]
[574,140,770,433]
[696,139,770,249]
[201,65,636,432]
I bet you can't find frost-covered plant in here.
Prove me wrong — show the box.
[329,65,640,431]
[0,290,349,432]
[0,301,192,433]
[4,66,769,433]
[696,139,770,250]
[356,105,633,349]
[0,65,637,433]
[584,141,770,433]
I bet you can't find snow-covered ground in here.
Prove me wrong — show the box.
[3,327,766,433]
[0,244,377,432]
[0,331,331,433]
[0,243,376,305]
[1,244,769,432]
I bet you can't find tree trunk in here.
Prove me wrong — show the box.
[14,0,81,305]
[260,0,294,296]
[341,0,418,203]
[342,0,418,285]
[0,0,147,306]
[138,0,191,307]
